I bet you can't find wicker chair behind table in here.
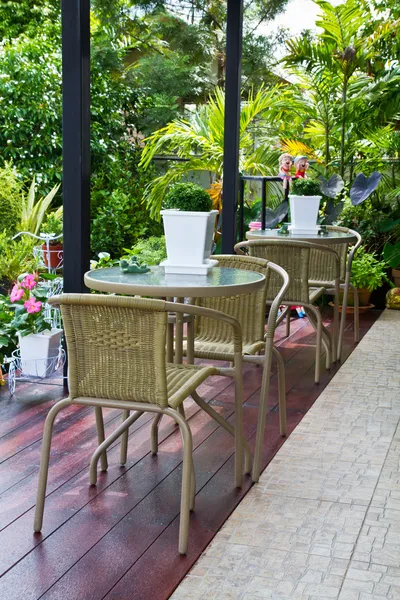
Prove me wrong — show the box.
[185,254,289,483]
[235,239,340,384]
[307,226,362,361]
[33,293,248,555]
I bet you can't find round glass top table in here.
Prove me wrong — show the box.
[84,265,265,298]
[246,228,356,245]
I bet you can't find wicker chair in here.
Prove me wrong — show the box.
[33,294,250,555]
[235,240,340,385]
[182,254,290,483]
[307,226,362,361]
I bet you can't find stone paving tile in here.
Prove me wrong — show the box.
[171,311,400,600]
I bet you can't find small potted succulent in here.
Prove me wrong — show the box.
[289,178,322,233]
[160,182,218,274]
[40,213,63,269]
[8,273,62,377]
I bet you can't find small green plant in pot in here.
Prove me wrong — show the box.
[383,241,400,287]
[289,178,322,234]
[349,248,390,307]
[160,182,218,274]
[40,212,63,269]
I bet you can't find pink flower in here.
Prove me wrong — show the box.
[24,297,42,314]
[10,284,24,303]
[21,274,38,290]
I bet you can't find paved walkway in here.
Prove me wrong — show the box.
[171,310,400,600]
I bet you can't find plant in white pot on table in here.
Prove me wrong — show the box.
[289,178,323,234]
[8,273,62,377]
[160,182,218,274]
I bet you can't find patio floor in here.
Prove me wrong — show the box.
[172,309,400,600]
[0,309,381,600]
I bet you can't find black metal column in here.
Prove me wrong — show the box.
[221,0,244,253]
[61,0,90,293]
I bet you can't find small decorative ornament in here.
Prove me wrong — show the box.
[318,225,329,236]
[278,153,293,190]
[386,288,400,310]
[120,257,150,274]
[277,223,289,235]
[294,156,309,179]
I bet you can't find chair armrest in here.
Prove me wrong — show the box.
[265,262,290,339]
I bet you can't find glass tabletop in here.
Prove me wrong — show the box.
[246,228,356,244]
[85,265,265,298]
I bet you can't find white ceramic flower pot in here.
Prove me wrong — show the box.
[289,195,322,234]
[160,209,219,274]
[18,328,63,378]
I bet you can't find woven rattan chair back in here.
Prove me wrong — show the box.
[238,240,329,305]
[60,294,169,408]
[193,255,270,346]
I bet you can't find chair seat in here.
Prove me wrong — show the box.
[182,339,265,362]
[166,363,218,409]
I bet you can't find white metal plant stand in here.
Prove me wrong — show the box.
[5,348,66,395]
[13,231,63,274]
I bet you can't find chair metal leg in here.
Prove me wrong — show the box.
[151,413,162,455]
[90,411,143,485]
[285,309,291,337]
[120,409,130,465]
[310,307,322,384]
[272,346,286,437]
[190,456,196,511]
[351,283,360,344]
[94,406,108,472]
[34,398,72,532]
[252,346,273,483]
[233,353,244,488]
[191,390,252,475]
[338,273,350,361]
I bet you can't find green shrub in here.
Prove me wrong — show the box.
[41,212,63,243]
[0,232,38,290]
[0,163,23,235]
[351,248,389,291]
[127,236,167,266]
[291,178,321,196]
[163,182,212,212]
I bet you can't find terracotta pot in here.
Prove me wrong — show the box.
[392,268,400,288]
[41,243,63,269]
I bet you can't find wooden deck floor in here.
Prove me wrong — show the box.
[0,310,380,600]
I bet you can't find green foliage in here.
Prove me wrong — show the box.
[126,235,167,265]
[0,294,17,366]
[40,212,63,242]
[20,178,60,235]
[0,1,59,40]
[0,162,23,235]
[291,178,321,196]
[163,182,212,212]
[90,252,119,270]
[383,242,400,270]
[351,248,389,291]
[0,233,38,287]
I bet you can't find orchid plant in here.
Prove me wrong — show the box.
[8,273,52,337]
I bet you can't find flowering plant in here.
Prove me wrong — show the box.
[7,273,52,337]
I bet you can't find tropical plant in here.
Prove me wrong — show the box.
[139,86,283,219]
[383,242,400,270]
[126,236,167,266]
[19,177,60,235]
[0,162,23,235]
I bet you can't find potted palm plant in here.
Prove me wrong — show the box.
[160,182,218,274]
[8,273,62,377]
[289,178,322,233]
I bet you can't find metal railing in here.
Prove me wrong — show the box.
[238,175,289,241]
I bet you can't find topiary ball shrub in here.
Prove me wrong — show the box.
[291,178,321,196]
[163,182,212,212]
[0,162,23,234]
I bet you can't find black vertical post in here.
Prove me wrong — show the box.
[261,179,267,230]
[221,0,244,253]
[61,0,90,293]
[239,177,245,241]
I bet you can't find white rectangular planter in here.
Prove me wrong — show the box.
[161,209,219,274]
[289,195,322,234]
[18,328,63,378]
